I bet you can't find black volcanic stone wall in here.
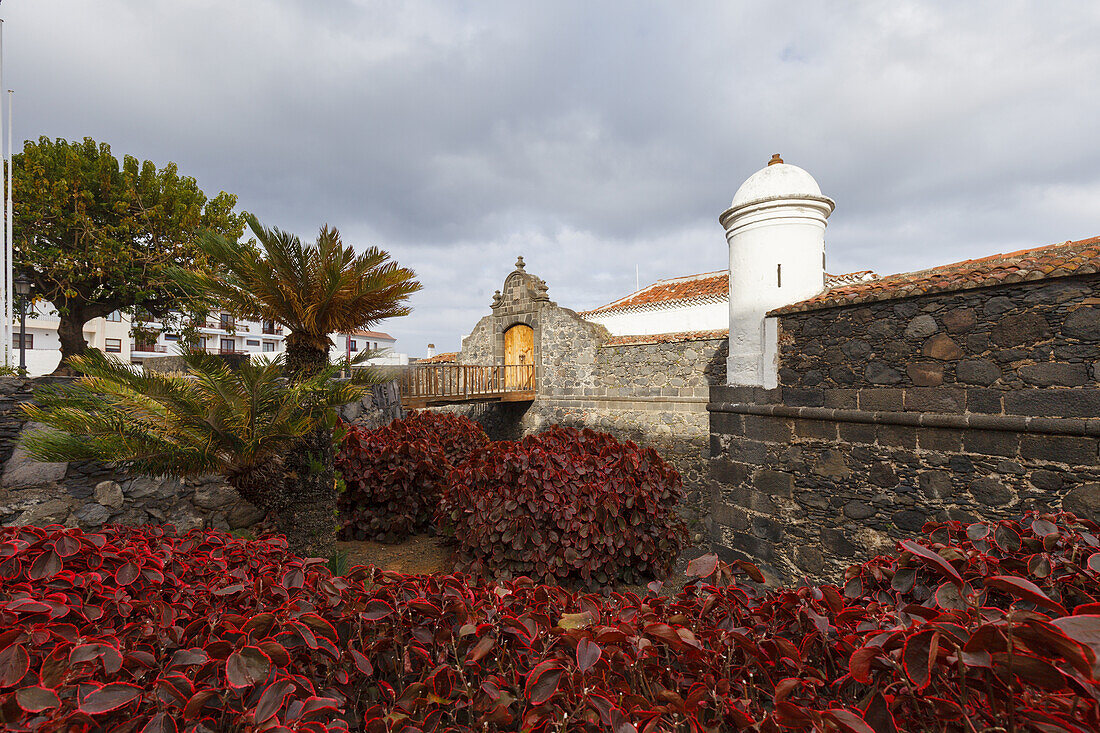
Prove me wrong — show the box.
[778,275,1100,410]
[708,274,1100,583]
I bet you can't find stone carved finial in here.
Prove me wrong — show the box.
[515,255,526,271]
[491,290,503,308]
[533,277,550,301]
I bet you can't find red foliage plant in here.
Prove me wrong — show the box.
[336,411,487,542]
[439,425,688,588]
[3,513,1100,731]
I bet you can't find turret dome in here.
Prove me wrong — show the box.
[729,154,828,210]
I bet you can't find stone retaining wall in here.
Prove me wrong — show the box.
[0,376,396,533]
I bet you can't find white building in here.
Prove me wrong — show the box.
[10,303,420,375]
[328,329,409,366]
[11,305,289,375]
[129,311,288,367]
[580,271,730,337]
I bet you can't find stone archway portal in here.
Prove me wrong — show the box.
[504,324,534,390]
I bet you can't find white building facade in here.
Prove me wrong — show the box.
[328,329,409,367]
[129,311,287,367]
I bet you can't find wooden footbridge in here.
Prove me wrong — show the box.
[398,364,536,409]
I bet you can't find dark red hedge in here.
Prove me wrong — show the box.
[439,425,689,589]
[3,513,1100,731]
[336,411,488,543]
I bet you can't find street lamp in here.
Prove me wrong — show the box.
[14,274,30,371]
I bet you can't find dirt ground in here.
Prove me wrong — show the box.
[333,533,710,597]
[335,534,455,575]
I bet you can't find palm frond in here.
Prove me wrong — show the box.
[179,215,421,352]
[20,351,370,500]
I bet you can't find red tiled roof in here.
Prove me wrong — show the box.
[771,236,1100,315]
[419,351,458,363]
[580,271,728,316]
[602,329,728,347]
[347,329,396,340]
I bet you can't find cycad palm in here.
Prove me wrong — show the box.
[175,215,420,555]
[184,214,421,378]
[21,350,368,522]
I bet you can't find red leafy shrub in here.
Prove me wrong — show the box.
[439,425,688,588]
[3,515,1100,731]
[336,411,487,542]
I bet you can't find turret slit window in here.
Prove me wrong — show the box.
[777,263,782,288]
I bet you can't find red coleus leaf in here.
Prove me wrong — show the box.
[363,600,394,621]
[226,646,272,689]
[115,561,140,586]
[903,629,939,690]
[349,649,374,675]
[848,647,880,684]
[525,660,565,705]
[821,708,877,733]
[255,679,295,724]
[685,553,718,578]
[29,549,62,579]
[79,682,143,714]
[141,712,179,733]
[984,576,1067,615]
[992,652,1069,691]
[1051,615,1100,668]
[14,686,60,713]
[899,540,963,587]
[0,643,29,688]
[577,638,602,672]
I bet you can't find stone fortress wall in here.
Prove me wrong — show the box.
[708,272,1100,580]
[437,259,726,542]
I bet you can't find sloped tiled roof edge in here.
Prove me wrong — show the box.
[580,271,728,316]
[601,329,728,347]
[771,236,1100,316]
[419,351,458,363]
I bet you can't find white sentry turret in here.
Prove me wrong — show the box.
[719,154,834,388]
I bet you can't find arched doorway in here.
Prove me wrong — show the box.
[504,324,534,390]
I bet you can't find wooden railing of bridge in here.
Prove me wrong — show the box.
[398,364,536,409]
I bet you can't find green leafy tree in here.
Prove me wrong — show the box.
[13,136,245,373]
[21,350,373,552]
[177,215,421,553]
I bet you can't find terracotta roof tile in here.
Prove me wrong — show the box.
[419,351,458,363]
[602,329,728,346]
[771,236,1100,315]
[580,271,728,316]
[346,329,396,340]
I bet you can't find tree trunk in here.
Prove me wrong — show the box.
[52,308,89,376]
[280,338,338,557]
[284,337,330,381]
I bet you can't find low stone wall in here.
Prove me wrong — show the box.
[708,384,1100,581]
[0,376,398,533]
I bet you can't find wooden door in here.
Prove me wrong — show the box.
[504,324,534,390]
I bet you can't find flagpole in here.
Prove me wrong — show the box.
[0,18,9,369]
[5,89,11,376]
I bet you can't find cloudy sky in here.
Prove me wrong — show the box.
[5,1,1100,354]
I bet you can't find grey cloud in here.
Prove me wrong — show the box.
[5,1,1100,354]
